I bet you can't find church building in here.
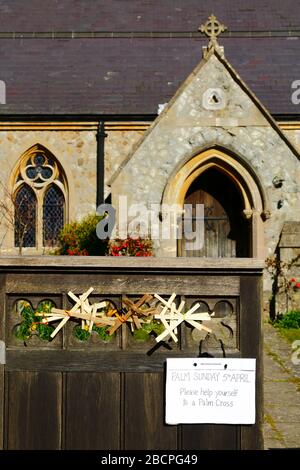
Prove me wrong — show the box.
[0,1,299,304]
[0,2,300,452]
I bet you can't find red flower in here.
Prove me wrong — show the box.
[108,237,152,257]
[295,283,300,289]
[290,278,296,283]
[67,247,89,256]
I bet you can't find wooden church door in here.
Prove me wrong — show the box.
[178,168,250,258]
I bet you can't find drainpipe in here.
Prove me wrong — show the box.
[96,121,107,207]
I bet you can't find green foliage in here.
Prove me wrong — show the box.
[37,301,53,314]
[15,316,32,341]
[278,328,300,344]
[132,328,149,342]
[56,213,108,256]
[36,322,54,341]
[19,304,35,324]
[132,321,164,342]
[73,325,91,341]
[15,301,55,342]
[92,325,113,342]
[274,310,300,329]
[73,324,113,342]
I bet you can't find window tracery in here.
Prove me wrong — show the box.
[13,145,67,249]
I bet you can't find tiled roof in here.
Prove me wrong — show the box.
[0,0,299,32]
[0,1,299,116]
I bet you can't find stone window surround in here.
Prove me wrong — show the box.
[9,144,68,252]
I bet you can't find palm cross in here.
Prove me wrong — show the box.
[154,293,212,343]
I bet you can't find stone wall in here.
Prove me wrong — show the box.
[0,123,146,254]
[282,128,300,153]
[0,128,97,253]
[0,113,299,261]
[276,222,300,314]
[104,128,145,198]
[111,53,300,262]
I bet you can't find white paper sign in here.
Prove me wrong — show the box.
[166,358,256,425]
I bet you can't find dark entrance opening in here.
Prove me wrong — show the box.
[179,168,250,257]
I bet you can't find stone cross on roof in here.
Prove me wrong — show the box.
[199,14,227,49]
[199,14,227,57]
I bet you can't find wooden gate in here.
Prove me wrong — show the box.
[0,257,263,450]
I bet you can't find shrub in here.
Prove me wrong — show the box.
[265,255,300,315]
[108,237,153,256]
[57,214,108,256]
[274,310,300,329]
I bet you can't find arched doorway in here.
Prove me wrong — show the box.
[179,168,249,257]
[161,148,268,258]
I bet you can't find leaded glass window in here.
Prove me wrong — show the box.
[14,185,37,247]
[13,144,67,250]
[43,186,65,247]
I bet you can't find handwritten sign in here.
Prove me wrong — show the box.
[166,358,256,424]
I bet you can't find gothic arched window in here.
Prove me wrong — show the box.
[13,145,67,250]
[14,185,37,248]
